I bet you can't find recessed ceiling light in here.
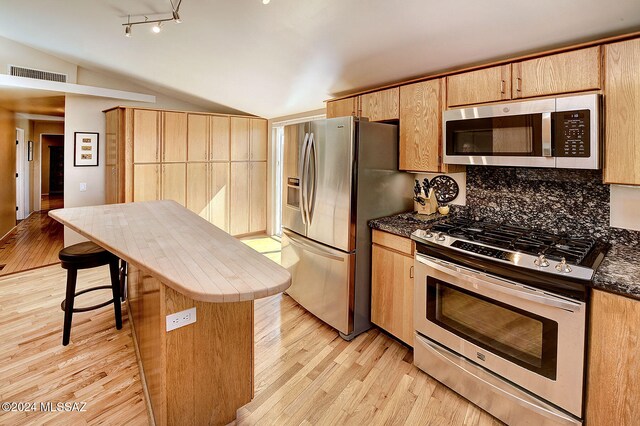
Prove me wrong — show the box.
[152,22,162,33]
[262,0,270,4]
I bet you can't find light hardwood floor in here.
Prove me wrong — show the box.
[0,238,501,426]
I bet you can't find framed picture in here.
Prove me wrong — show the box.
[74,132,99,167]
[27,141,33,161]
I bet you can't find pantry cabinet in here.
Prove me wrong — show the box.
[447,65,511,107]
[586,289,640,425]
[326,96,360,118]
[603,38,640,185]
[399,79,465,173]
[371,230,414,347]
[360,87,400,121]
[104,106,268,236]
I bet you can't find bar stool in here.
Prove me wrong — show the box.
[59,241,123,346]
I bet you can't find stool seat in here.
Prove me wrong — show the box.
[59,241,115,269]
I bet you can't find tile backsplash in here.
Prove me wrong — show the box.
[460,166,640,247]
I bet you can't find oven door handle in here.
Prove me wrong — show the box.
[416,254,583,312]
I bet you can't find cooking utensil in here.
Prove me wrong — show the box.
[422,178,430,197]
[414,180,422,197]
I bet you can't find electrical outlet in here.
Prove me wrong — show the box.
[166,307,196,331]
[79,183,87,192]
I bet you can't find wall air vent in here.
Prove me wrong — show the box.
[8,65,67,83]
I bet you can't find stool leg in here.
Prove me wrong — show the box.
[109,259,123,330]
[62,268,77,346]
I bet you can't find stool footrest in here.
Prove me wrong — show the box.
[60,285,115,313]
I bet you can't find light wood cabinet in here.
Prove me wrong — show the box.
[105,108,123,205]
[250,119,268,161]
[513,47,601,99]
[447,65,511,107]
[162,112,187,162]
[161,163,186,206]
[187,114,209,162]
[326,97,360,118]
[230,162,250,235]
[249,162,267,233]
[371,230,414,347]
[186,162,209,219]
[360,87,400,121]
[133,164,160,202]
[586,289,640,425]
[209,163,230,232]
[211,116,230,161]
[133,109,160,163]
[231,117,250,161]
[603,38,640,185]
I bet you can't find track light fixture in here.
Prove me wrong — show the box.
[122,0,182,37]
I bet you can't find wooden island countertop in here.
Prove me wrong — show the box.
[49,200,291,303]
[49,200,291,426]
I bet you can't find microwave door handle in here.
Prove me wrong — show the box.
[299,132,310,225]
[416,254,582,312]
[541,112,552,157]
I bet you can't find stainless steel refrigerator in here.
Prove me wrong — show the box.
[281,116,413,340]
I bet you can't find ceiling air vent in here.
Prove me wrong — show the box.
[8,65,67,83]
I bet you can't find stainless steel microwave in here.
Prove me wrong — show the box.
[442,94,601,169]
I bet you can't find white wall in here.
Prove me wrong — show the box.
[610,185,640,232]
[0,36,77,82]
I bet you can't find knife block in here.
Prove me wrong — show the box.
[415,189,438,215]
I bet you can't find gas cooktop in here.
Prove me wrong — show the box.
[411,217,610,299]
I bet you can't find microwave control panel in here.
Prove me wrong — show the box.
[553,110,590,157]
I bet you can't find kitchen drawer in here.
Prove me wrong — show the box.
[372,229,414,256]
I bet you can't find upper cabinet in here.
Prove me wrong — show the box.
[162,112,187,162]
[447,65,511,107]
[603,38,640,185]
[360,87,400,121]
[512,47,601,99]
[133,109,160,163]
[446,47,601,108]
[187,114,230,162]
[400,79,463,173]
[230,117,267,161]
[326,97,359,118]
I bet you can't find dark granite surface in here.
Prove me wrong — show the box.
[593,244,640,301]
[369,166,640,300]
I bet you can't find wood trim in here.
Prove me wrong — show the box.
[325,31,640,102]
[372,230,414,256]
[103,105,265,120]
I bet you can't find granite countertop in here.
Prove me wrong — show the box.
[368,211,448,238]
[592,244,640,301]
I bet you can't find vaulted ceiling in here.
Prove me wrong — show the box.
[0,0,639,118]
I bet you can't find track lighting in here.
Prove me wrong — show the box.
[122,0,183,37]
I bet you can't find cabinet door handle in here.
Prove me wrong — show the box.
[410,265,414,279]
[516,77,522,92]
[500,80,505,94]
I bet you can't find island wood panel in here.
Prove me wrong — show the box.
[399,79,442,172]
[250,119,268,161]
[586,289,640,425]
[371,243,414,347]
[231,117,250,161]
[446,65,511,107]
[360,87,400,121]
[249,161,267,233]
[603,38,640,185]
[133,109,160,164]
[161,112,187,162]
[230,162,250,236]
[210,162,230,232]
[326,97,359,118]
[133,164,160,202]
[161,163,186,207]
[211,116,231,161]
[186,162,209,220]
[512,47,601,99]
[187,114,209,162]
[49,201,291,303]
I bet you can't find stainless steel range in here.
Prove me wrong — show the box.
[411,218,608,426]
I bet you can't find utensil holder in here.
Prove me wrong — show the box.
[415,189,438,215]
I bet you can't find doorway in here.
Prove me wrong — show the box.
[41,134,64,211]
[15,128,26,221]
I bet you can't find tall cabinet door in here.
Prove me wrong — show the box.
[133,164,160,202]
[211,116,230,161]
[133,110,160,163]
[249,162,267,233]
[229,162,250,235]
[230,117,250,161]
[249,119,267,161]
[162,163,186,206]
[105,109,120,204]
[186,162,209,220]
[162,112,187,162]
[210,163,230,232]
[187,114,209,162]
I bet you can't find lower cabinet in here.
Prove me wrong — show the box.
[370,230,414,347]
[161,163,186,206]
[186,162,230,232]
[586,289,640,425]
[230,161,267,236]
[133,164,160,202]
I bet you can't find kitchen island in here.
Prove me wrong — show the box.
[49,200,291,426]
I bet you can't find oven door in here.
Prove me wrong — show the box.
[443,98,556,167]
[414,253,586,417]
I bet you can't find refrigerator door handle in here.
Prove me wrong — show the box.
[301,132,313,225]
[299,132,310,225]
[283,229,345,261]
[307,132,318,223]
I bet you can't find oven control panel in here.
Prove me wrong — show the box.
[451,241,516,261]
[553,110,590,157]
